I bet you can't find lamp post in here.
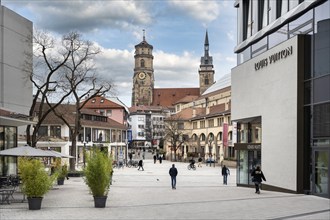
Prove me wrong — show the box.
[208,135,214,167]
[81,137,89,168]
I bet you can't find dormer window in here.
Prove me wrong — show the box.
[100,99,104,103]
[91,99,96,103]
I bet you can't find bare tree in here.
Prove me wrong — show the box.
[164,115,188,161]
[25,30,73,147]
[53,32,112,171]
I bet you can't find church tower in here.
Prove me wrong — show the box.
[132,30,154,106]
[199,30,215,94]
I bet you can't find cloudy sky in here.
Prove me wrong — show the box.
[2,0,237,107]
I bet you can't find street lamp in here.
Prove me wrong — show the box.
[81,137,89,168]
[208,134,214,167]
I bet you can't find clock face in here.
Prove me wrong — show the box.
[138,72,146,80]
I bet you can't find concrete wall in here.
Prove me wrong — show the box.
[232,36,299,191]
[0,6,32,115]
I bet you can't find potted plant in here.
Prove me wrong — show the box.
[57,164,68,185]
[84,149,112,208]
[18,157,56,210]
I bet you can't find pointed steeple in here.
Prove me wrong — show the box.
[143,29,145,41]
[204,30,209,58]
[201,30,212,66]
[199,30,214,95]
[205,30,209,47]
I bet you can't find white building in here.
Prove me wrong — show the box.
[232,0,329,198]
[128,105,169,150]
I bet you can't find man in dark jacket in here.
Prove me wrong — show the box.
[169,164,178,189]
[251,165,266,194]
[221,165,230,185]
[138,159,144,171]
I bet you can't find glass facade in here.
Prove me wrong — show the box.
[0,126,17,176]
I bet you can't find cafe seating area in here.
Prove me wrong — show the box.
[0,175,25,204]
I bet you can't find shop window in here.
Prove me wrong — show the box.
[314,75,330,104]
[313,103,330,138]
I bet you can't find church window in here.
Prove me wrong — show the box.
[204,76,209,85]
[141,59,145,67]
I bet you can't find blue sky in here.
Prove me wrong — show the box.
[2,0,237,107]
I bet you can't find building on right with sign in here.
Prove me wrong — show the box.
[231,0,329,198]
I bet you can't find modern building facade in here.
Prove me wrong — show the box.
[232,0,329,198]
[0,5,33,176]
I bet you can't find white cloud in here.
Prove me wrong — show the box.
[168,0,220,25]
[93,45,200,106]
[153,50,200,88]
[20,1,152,33]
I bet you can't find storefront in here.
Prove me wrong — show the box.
[236,143,261,187]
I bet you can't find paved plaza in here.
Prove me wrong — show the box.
[0,159,329,220]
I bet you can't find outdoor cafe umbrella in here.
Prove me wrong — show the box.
[0,145,58,157]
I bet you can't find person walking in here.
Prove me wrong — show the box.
[251,165,266,194]
[169,164,178,189]
[198,157,203,167]
[221,165,230,185]
[137,159,144,171]
[153,155,157,164]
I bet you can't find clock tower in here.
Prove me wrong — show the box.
[132,30,154,106]
[199,30,215,94]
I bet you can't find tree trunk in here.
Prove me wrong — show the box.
[26,125,31,146]
[70,137,77,171]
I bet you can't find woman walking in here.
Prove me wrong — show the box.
[251,165,266,194]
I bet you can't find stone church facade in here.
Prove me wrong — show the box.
[131,31,214,108]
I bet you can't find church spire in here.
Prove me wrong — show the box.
[204,30,209,58]
[143,29,145,41]
[199,30,214,95]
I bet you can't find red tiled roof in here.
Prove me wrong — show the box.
[82,96,123,109]
[167,107,205,120]
[152,88,200,107]
[174,95,199,105]
[35,103,126,129]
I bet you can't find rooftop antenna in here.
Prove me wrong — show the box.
[143,29,145,41]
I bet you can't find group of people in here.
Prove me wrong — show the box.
[168,163,266,194]
[135,155,266,194]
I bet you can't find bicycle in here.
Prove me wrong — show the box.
[127,160,138,168]
[187,163,196,170]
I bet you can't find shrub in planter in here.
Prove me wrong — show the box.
[57,164,68,185]
[84,149,112,208]
[18,157,56,210]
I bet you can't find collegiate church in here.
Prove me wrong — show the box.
[131,31,215,108]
